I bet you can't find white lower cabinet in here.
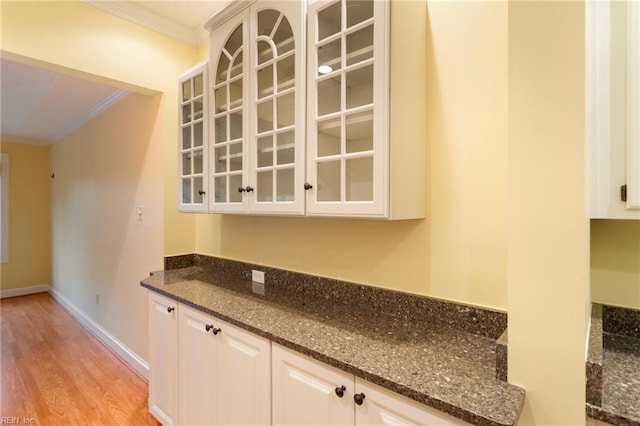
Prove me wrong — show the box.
[148,293,467,426]
[178,303,271,426]
[148,292,178,426]
[272,344,470,426]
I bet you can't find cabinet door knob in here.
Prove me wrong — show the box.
[205,324,221,334]
[167,307,175,313]
[238,187,246,193]
[198,190,206,196]
[245,186,254,193]
[304,182,313,190]
[353,393,366,405]
[335,385,346,398]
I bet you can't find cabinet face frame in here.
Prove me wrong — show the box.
[305,0,389,218]
[178,62,209,213]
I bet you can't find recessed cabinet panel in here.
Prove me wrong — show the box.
[178,62,208,213]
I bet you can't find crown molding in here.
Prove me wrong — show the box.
[82,0,203,46]
[204,0,256,31]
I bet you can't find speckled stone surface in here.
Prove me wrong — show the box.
[166,254,508,338]
[141,265,525,426]
[603,306,640,339]
[587,304,603,407]
[495,330,508,382]
[587,304,640,425]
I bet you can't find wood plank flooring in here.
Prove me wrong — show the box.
[0,293,158,425]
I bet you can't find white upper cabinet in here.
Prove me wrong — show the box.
[190,0,426,219]
[178,62,209,213]
[626,0,640,211]
[306,0,386,217]
[589,0,640,219]
[305,0,425,219]
[207,1,306,215]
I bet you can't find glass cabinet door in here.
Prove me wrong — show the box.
[307,0,387,217]
[179,62,208,213]
[211,18,248,212]
[249,2,305,214]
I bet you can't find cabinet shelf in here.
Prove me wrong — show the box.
[316,46,374,74]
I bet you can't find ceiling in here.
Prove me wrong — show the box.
[1,1,229,146]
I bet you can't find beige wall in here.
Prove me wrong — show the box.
[507,1,588,424]
[591,219,640,309]
[196,0,509,311]
[1,0,198,257]
[1,1,197,361]
[51,93,163,361]
[0,142,51,291]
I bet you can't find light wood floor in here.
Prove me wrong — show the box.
[0,293,158,425]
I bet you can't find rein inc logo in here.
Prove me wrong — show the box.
[1,418,35,424]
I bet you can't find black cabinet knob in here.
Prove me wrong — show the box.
[205,324,221,335]
[198,190,206,196]
[335,385,346,398]
[245,186,254,193]
[238,187,246,193]
[167,307,175,313]
[354,393,366,406]
[304,182,313,190]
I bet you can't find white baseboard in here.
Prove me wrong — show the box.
[48,288,149,381]
[1,284,51,299]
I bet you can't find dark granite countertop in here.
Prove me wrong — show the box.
[141,266,525,426]
[587,304,640,426]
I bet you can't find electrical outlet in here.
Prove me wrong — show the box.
[95,294,100,304]
[252,270,265,284]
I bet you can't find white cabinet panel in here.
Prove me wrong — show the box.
[626,0,640,210]
[217,321,271,425]
[272,344,468,426]
[355,379,469,426]
[178,305,217,425]
[179,62,209,212]
[272,344,354,426]
[176,303,271,426]
[148,292,177,426]
[589,0,640,219]
[207,1,306,215]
